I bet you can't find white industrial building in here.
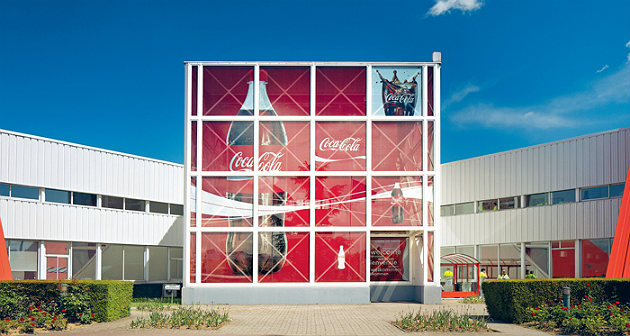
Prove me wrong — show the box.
[0,129,184,285]
[440,127,629,286]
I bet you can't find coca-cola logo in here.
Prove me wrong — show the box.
[229,151,283,172]
[385,92,415,104]
[319,137,361,152]
[391,196,404,207]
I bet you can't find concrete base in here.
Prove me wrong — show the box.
[370,284,442,303]
[182,286,370,304]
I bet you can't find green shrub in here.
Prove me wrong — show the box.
[483,278,630,323]
[0,280,132,323]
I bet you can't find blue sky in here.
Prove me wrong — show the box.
[0,0,628,164]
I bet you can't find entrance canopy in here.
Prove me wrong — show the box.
[440,253,480,298]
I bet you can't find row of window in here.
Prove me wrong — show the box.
[0,183,183,216]
[442,182,625,217]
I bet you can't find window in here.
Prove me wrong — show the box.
[7,240,38,280]
[610,183,625,198]
[499,197,519,210]
[170,204,183,215]
[525,193,548,207]
[73,192,96,206]
[440,205,454,217]
[0,183,9,197]
[454,202,475,215]
[478,199,498,212]
[552,189,576,204]
[45,189,70,204]
[102,196,123,209]
[581,186,608,201]
[11,185,39,200]
[72,242,97,280]
[125,198,145,212]
[149,201,169,214]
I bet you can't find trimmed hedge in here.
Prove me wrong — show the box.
[482,278,630,323]
[0,280,132,322]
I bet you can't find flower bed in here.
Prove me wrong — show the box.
[393,310,490,332]
[0,305,94,334]
[130,306,229,330]
[525,294,630,335]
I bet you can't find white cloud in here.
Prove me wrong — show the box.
[428,0,483,16]
[596,65,609,73]
[445,84,480,106]
[450,61,630,130]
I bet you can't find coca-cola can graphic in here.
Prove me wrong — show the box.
[225,70,288,276]
[374,68,421,116]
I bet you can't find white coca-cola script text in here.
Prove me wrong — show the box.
[384,93,415,104]
[229,152,283,172]
[319,137,362,152]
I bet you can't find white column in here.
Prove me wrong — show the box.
[38,241,46,280]
[95,243,102,280]
[144,246,150,281]
[520,242,526,279]
[575,239,581,278]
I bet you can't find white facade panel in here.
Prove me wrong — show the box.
[0,129,183,204]
[0,198,182,246]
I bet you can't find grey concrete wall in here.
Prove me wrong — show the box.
[183,286,371,305]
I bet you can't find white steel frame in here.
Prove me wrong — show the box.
[184,62,440,289]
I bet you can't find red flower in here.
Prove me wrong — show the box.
[588,298,593,301]
[578,306,582,309]
[616,301,620,305]
[91,314,95,317]
[626,323,630,327]
[31,323,35,326]
[20,318,24,322]
[531,312,536,316]
[585,295,588,298]
[610,312,614,316]
[62,309,66,313]
[28,315,32,318]
[79,313,82,317]
[29,306,33,310]
[43,312,46,315]
[570,305,575,308]
[562,307,568,310]
[558,296,562,299]
[53,316,57,320]
[621,308,625,311]
[50,320,54,323]
[568,317,572,320]
[5,318,10,321]
[535,307,539,310]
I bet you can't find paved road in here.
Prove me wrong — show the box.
[46,301,551,336]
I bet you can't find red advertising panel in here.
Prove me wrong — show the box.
[316,67,366,116]
[262,67,310,116]
[427,121,434,171]
[315,232,366,282]
[315,176,366,227]
[200,177,253,227]
[372,177,422,226]
[427,66,434,116]
[370,237,408,281]
[258,232,309,283]
[190,233,196,283]
[203,67,251,116]
[190,177,196,227]
[315,121,366,171]
[427,231,434,282]
[191,121,197,171]
[372,121,422,171]
[201,232,253,283]
[259,121,310,171]
[259,177,310,227]
[191,66,197,115]
[427,176,434,227]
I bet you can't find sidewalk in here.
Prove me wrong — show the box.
[46,301,551,336]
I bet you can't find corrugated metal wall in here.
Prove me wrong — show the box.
[0,129,184,246]
[0,129,183,203]
[441,128,630,246]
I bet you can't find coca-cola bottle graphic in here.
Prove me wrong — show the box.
[226,69,288,276]
[391,182,404,224]
[376,70,419,116]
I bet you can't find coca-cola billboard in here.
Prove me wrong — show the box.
[371,67,422,116]
[189,64,435,285]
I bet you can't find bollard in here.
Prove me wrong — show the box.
[562,287,571,308]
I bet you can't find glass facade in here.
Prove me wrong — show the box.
[186,63,439,288]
